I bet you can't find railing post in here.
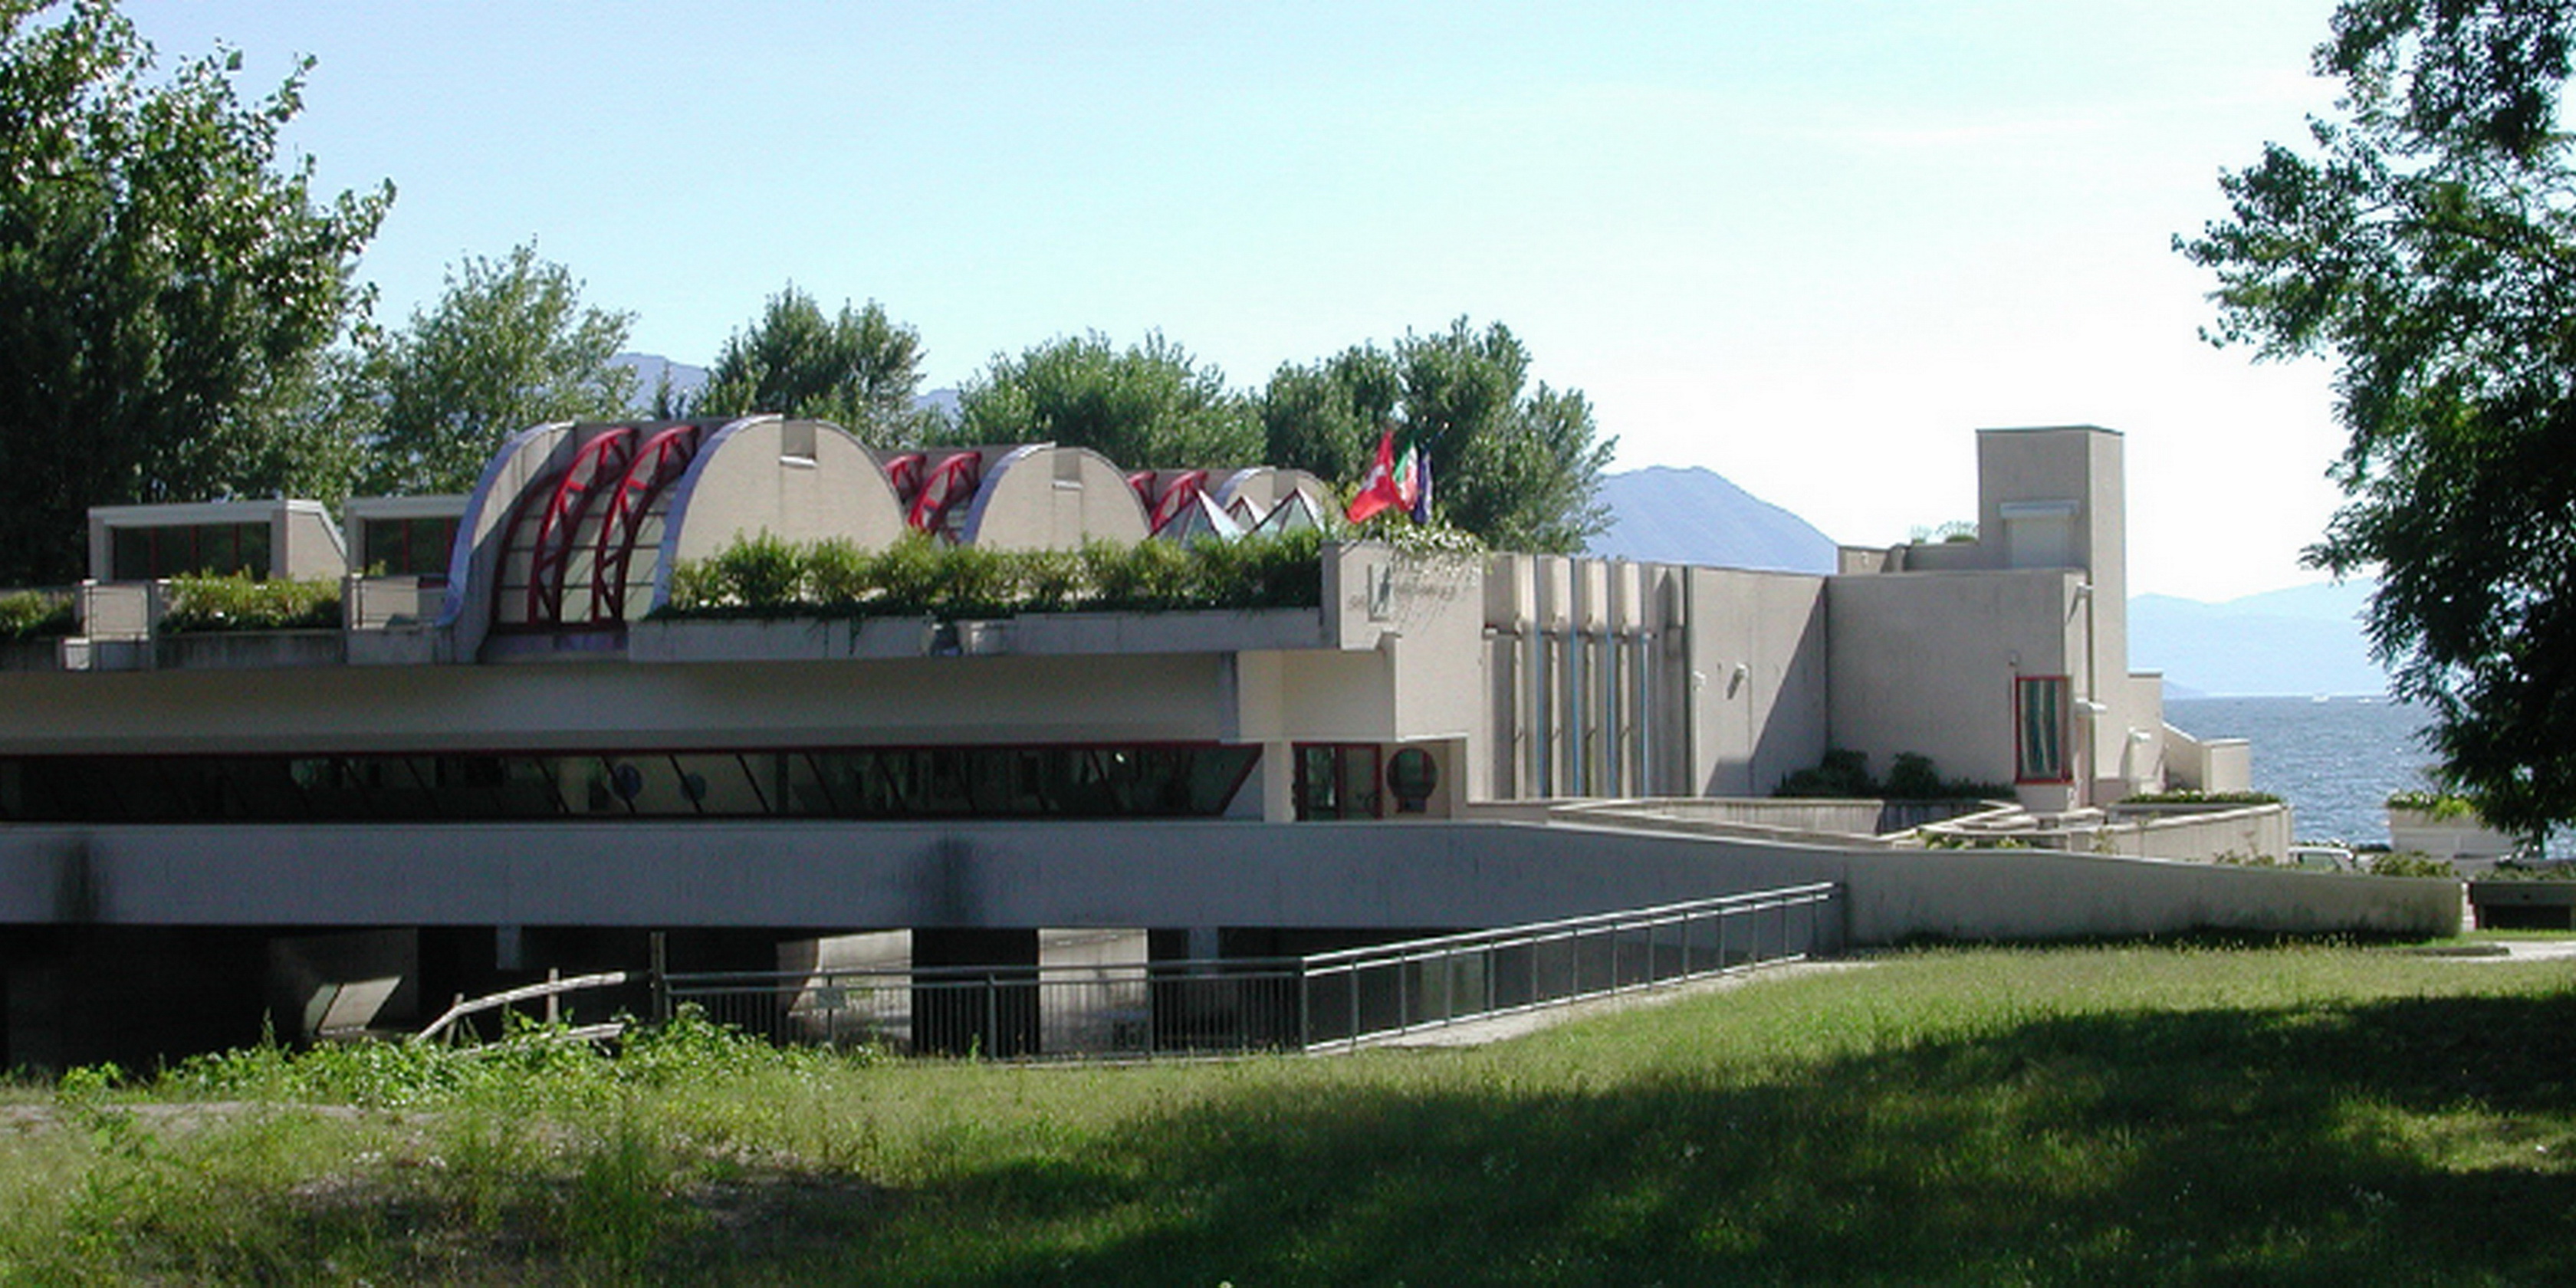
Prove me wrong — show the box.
[1296,961,1310,1050]
[650,932,669,1024]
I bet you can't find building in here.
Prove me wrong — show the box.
[0,417,2434,1069]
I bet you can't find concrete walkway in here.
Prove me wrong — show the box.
[1339,939,2576,1053]
[1343,960,1869,1051]
[2413,939,2576,963]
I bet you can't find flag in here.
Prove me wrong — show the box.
[1346,424,1430,524]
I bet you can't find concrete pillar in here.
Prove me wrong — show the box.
[1261,739,1296,822]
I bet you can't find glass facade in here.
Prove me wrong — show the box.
[110,522,271,581]
[360,516,460,580]
[0,744,1260,823]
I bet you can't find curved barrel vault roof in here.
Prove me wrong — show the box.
[440,419,1333,657]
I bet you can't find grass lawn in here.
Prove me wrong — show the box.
[1,940,2571,1285]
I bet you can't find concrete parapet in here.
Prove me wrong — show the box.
[0,817,2460,944]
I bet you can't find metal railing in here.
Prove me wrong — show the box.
[662,958,1309,1059]
[1297,882,1840,1051]
[656,882,1842,1061]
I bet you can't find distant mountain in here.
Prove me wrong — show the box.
[1588,466,1838,573]
[2129,580,2389,698]
[610,354,958,426]
[917,387,961,424]
[610,353,707,410]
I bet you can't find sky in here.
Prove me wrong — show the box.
[118,0,2357,603]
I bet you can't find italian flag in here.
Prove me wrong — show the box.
[1345,424,1432,524]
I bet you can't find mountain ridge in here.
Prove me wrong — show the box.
[1585,465,1838,573]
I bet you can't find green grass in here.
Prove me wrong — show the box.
[2,943,2573,1284]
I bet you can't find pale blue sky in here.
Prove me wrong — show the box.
[121,0,2352,600]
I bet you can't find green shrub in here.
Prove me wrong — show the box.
[2365,852,2461,879]
[2121,790,2285,807]
[866,534,950,616]
[706,531,807,607]
[1013,546,1087,613]
[1083,537,1191,611]
[659,531,1327,620]
[159,574,341,632]
[1777,749,2012,800]
[0,590,75,641]
[2472,858,2576,881]
[802,537,874,606]
[938,542,1015,617]
[2385,789,2480,820]
[1777,748,1877,797]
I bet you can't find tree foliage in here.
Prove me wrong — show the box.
[1260,344,1399,488]
[2182,0,2576,835]
[695,286,933,447]
[359,242,635,495]
[951,331,1261,466]
[1263,319,1612,554]
[0,0,389,584]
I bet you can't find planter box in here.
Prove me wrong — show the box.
[628,616,942,664]
[629,608,1328,663]
[1006,607,1329,656]
[2467,880,2576,931]
[2387,807,2520,864]
[0,639,68,672]
[156,629,346,670]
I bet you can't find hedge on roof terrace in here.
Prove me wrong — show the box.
[658,529,1329,620]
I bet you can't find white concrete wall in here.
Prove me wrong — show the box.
[0,652,1244,754]
[961,446,1149,550]
[662,417,905,574]
[281,504,350,581]
[2164,723,2252,794]
[1682,566,1830,797]
[0,818,2461,943]
[1826,567,2082,794]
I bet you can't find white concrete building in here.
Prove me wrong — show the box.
[0,416,2408,1069]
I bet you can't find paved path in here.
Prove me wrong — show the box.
[2415,939,2576,962]
[1341,940,2576,1053]
[1345,960,1869,1051]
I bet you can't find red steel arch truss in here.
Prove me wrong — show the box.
[588,423,705,622]
[499,422,707,631]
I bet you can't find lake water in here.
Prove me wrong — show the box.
[2164,695,2439,846]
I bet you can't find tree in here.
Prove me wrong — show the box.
[360,243,636,495]
[0,0,389,585]
[1263,319,1612,554]
[695,287,933,447]
[1398,319,1612,554]
[1260,344,1399,487]
[952,331,1260,465]
[2181,0,2576,836]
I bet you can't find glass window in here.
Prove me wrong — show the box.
[109,522,269,580]
[1294,744,1382,820]
[0,744,1263,823]
[2016,676,2072,784]
[363,517,459,580]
